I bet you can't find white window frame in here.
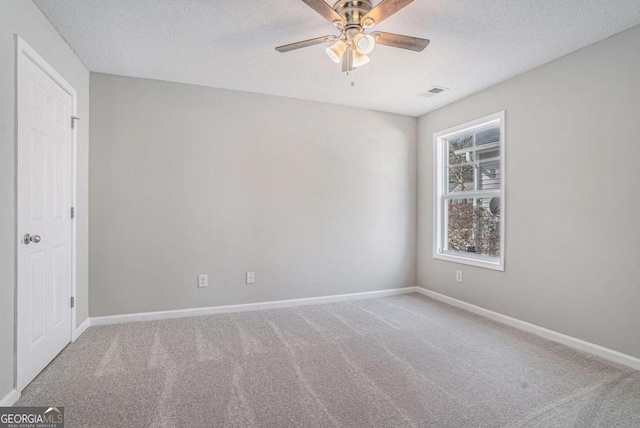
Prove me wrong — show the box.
[433,111,505,271]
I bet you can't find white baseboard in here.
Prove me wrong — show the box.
[415,287,640,371]
[91,287,416,326]
[89,286,639,371]
[0,389,20,407]
[72,317,90,341]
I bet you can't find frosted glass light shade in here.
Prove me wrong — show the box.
[352,50,370,68]
[326,40,347,63]
[354,33,375,55]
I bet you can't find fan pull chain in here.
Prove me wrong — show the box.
[345,71,355,87]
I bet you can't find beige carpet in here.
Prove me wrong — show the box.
[17,293,640,427]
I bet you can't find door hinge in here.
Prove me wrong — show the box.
[70,296,75,308]
[71,116,80,129]
[70,207,75,219]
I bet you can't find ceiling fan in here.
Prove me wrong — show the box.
[276,0,429,72]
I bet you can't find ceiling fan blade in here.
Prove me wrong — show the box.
[276,35,337,52]
[362,0,414,26]
[371,32,430,52]
[300,0,345,24]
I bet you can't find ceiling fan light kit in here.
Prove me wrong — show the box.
[276,0,430,73]
[352,50,370,68]
[327,39,347,63]
[354,33,375,55]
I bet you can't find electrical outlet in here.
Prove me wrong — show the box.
[246,272,255,284]
[198,274,208,288]
[456,270,463,283]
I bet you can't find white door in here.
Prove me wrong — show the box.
[17,47,73,390]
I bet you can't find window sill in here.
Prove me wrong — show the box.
[433,251,504,271]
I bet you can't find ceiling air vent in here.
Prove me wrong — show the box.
[419,86,448,98]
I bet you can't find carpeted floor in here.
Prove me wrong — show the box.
[17,293,640,427]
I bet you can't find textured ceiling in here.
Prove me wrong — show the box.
[34,0,640,117]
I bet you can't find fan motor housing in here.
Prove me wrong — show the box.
[333,0,373,28]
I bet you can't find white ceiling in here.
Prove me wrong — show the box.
[35,0,640,117]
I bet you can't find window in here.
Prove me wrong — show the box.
[433,111,505,271]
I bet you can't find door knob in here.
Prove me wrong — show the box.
[23,234,41,245]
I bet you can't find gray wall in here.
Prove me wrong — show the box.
[90,73,417,317]
[418,25,640,359]
[0,1,90,397]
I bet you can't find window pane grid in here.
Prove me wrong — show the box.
[434,113,504,270]
[446,127,500,198]
[443,191,499,199]
[449,155,500,168]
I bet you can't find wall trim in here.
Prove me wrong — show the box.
[415,287,640,371]
[72,317,90,342]
[91,287,417,326]
[88,286,639,371]
[0,389,20,407]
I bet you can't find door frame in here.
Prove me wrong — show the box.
[14,35,78,391]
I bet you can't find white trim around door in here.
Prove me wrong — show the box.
[15,35,79,392]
